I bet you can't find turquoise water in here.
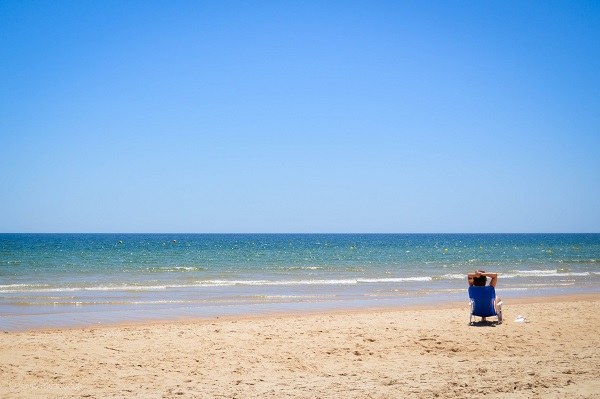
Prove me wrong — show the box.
[1,234,599,330]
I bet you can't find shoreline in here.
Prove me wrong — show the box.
[109,291,600,333]
[3,291,598,334]
[1,293,598,398]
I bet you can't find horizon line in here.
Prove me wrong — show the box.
[1,232,599,235]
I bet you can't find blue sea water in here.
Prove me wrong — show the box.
[1,234,599,330]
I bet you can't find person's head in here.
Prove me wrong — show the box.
[473,270,487,286]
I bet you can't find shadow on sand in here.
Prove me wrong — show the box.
[469,320,501,327]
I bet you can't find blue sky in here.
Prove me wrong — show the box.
[1,1,599,233]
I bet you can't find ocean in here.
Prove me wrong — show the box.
[1,233,599,330]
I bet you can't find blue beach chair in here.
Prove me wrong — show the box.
[468,286,502,325]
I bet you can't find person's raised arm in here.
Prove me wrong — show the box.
[467,271,480,286]
[476,272,498,287]
[485,272,498,287]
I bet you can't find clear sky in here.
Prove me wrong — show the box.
[1,1,599,233]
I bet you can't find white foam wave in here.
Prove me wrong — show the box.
[440,274,466,280]
[200,277,431,287]
[0,284,43,289]
[0,276,433,293]
[148,266,205,272]
[513,270,590,277]
[357,277,432,283]
[258,294,336,299]
[131,300,196,305]
[0,285,173,293]
[2,269,594,294]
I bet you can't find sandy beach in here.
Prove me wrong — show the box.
[1,294,599,399]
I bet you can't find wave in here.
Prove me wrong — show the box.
[439,274,466,280]
[507,270,591,278]
[188,277,433,287]
[143,266,207,272]
[1,268,596,294]
[0,284,38,289]
[0,277,433,293]
[441,270,593,280]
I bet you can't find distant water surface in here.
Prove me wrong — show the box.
[1,234,598,330]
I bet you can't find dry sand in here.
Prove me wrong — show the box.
[1,294,599,398]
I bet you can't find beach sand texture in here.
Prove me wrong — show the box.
[1,295,599,398]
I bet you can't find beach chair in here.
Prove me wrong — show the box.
[468,286,502,325]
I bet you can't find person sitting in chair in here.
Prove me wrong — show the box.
[467,270,500,322]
